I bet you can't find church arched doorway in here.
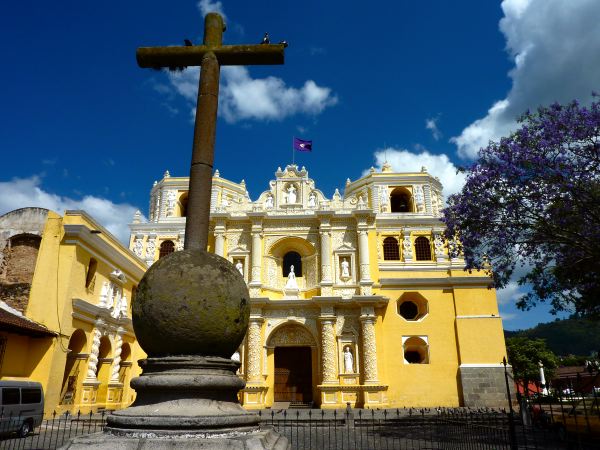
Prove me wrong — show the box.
[267,324,316,406]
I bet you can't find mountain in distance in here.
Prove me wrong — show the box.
[504,316,600,357]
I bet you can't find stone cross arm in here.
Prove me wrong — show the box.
[137,43,285,68]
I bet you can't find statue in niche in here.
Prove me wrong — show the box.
[265,194,274,209]
[285,185,297,204]
[285,265,299,289]
[357,195,366,209]
[344,346,354,373]
[235,260,244,276]
[308,191,317,208]
[340,258,350,279]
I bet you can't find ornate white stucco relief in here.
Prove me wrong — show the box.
[86,327,102,380]
[110,333,123,382]
[361,318,378,382]
[246,320,262,381]
[267,324,315,347]
[320,320,337,382]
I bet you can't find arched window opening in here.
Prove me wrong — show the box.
[121,343,132,362]
[159,240,175,259]
[98,336,111,360]
[403,337,429,364]
[383,237,400,261]
[282,251,302,277]
[85,258,97,288]
[60,330,87,405]
[179,193,189,217]
[415,237,432,261]
[390,188,412,213]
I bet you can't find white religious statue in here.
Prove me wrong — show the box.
[231,351,240,363]
[357,195,366,209]
[285,185,297,204]
[340,258,351,279]
[221,195,230,207]
[308,192,317,208]
[235,260,244,276]
[265,194,274,209]
[285,265,299,289]
[344,346,354,373]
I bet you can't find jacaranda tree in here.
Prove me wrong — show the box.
[443,97,600,317]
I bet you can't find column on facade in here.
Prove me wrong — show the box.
[319,308,337,383]
[250,222,263,285]
[110,328,124,383]
[246,315,263,382]
[357,229,371,282]
[85,321,103,382]
[214,232,225,256]
[360,308,379,383]
[320,230,332,284]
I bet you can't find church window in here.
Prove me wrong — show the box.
[403,336,429,364]
[159,240,175,258]
[390,187,412,213]
[282,251,302,277]
[85,258,97,288]
[383,237,400,260]
[397,293,428,321]
[399,301,419,320]
[415,237,432,261]
[179,193,189,217]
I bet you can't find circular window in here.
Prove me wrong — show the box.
[399,301,419,320]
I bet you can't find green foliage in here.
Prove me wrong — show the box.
[506,337,558,384]
[505,316,600,357]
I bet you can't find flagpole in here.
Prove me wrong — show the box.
[292,136,295,165]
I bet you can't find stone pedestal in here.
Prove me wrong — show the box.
[60,247,289,449]
[61,356,288,449]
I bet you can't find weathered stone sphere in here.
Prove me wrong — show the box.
[132,249,250,357]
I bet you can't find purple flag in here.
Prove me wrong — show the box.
[293,137,312,152]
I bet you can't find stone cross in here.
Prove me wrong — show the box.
[137,13,285,251]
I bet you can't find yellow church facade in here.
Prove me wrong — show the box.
[129,164,509,409]
[0,208,146,416]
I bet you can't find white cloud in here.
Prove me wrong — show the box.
[452,0,600,159]
[167,66,338,123]
[0,176,138,244]
[197,0,226,21]
[496,281,526,306]
[425,117,442,141]
[366,148,467,197]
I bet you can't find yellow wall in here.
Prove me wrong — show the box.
[4,210,146,416]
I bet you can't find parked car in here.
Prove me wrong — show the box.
[0,381,44,438]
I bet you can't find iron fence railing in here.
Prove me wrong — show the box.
[0,382,598,450]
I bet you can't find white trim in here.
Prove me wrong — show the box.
[63,224,145,280]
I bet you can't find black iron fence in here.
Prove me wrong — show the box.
[0,411,106,450]
[1,381,599,450]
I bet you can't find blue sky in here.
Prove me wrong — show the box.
[2,0,599,330]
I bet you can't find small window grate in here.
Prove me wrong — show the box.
[383,237,400,261]
[415,236,432,261]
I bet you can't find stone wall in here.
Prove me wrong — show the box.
[0,207,49,313]
[459,366,514,408]
[0,282,32,313]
